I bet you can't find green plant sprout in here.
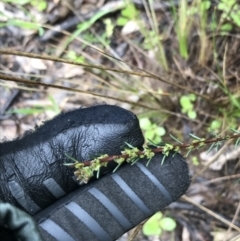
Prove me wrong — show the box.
[180,94,197,119]
[103,18,114,39]
[208,119,222,132]
[29,0,47,11]
[140,117,166,144]
[99,18,115,46]
[63,1,126,50]
[174,0,240,60]
[192,156,199,166]
[142,31,163,50]
[142,212,176,236]
[67,50,86,64]
[64,130,240,184]
[116,2,139,26]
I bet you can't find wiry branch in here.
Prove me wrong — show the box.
[64,132,240,184]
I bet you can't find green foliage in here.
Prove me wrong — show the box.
[30,0,47,11]
[142,212,176,236]
[208,120,222,132]
[117,2,139,26]
[65,2,126,49]
[103,18,114,38]
[6,95,61,116]
[192,156,199,166]
[186,0,211,15]
[218,0,240,27]
[176,0,189,59]
[1,0,46,35]
[67,50,85,64]
[174,0,240,60]
[0,19,44,36]
[140,117,166,144]
[180,94,197,119]
[100,18,115,45]
[142,31,163,50]
[3,0,47,11]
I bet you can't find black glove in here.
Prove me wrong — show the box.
[0,104,190,241]
[0,202,42,241]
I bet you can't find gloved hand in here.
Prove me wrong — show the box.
[0,104,190,241]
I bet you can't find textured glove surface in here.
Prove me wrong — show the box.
[34,152,190,241]
[0,105,144,214]
[0,202,43,241]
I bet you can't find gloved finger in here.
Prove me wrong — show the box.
[0,203,43,241]
[34,152,190,241]
[0,105,144,215]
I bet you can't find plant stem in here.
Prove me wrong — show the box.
[68,132,240,167]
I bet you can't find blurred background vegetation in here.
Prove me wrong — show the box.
[0,0,240,240]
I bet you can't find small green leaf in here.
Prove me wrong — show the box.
[150,212,163,221]
[145,130,155,140]
[32,0,47,11]
[104,18,114,37]
[155,126,166,136]
[142,212,163,236]
[192,156,199,166]
[143,221,162,236]
[181,108,188,114]
[153,136,162,144]
[210,120,222,130]
[140,118,152,130]
[159,217,176,231]
[121,3,138,19]
[180,96,191,110]
[188,110,197,119]
[117,17,128,26]
[189,93,196,101]
[221,23,233,31]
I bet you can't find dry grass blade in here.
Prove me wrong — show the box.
[193,139,233,181]
[128,222,146,241]
[203,174,240,184]
[0,49,210,100]
[223,201,240,241]
[0,73,154,110]
[182,195,240,233]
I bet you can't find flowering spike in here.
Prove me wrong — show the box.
[64,130,240,183]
